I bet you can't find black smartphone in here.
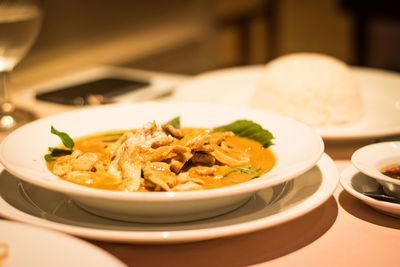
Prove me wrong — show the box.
[35,78,150,106]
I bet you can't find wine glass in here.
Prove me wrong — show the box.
[0,0,42,132]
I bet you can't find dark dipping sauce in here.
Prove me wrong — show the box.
[381,163,400,179]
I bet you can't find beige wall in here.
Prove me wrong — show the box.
[12,0,214,89]
[275,0,354,63]
[11,0,358,90]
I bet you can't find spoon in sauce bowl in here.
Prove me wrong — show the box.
[363,188,400,203]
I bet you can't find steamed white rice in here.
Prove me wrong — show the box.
[252,53,364,127]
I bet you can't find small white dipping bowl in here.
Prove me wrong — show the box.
[352,141,400,198]
[0,102,324,223]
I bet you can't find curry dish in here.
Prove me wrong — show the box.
[47,120,275,192]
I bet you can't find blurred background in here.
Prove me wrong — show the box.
[11,0,400,90]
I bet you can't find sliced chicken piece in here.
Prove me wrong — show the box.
[71,152,98,171]
[105,131,135,155]
[219,141,232,152]
[191,166,218,176]
[211,145,250,167]
[108,159,122,178]
[107,133,148,178]
[142,162,177,191]
[111,128,157,158]
[169,149,193,173]
[185,134,213,151]
[172,145,192,154]
[122,121,174,149]
[172,181,203,191]
[143,178,156,190]
[94,157,110,171]
[148,131,174,148]
[148,145,189,162]
[52,150,81,176]
[195,144,214,152]
[141,120,158,135]
[110,126,172,164]
[107,132,132,162]
[119,159,142,192]
[208,131,234,145]
[52,161,72,177]
[162,123,184,139]
[147,146,175,162]
[190,152,215,166]
[169,158,185,174]
[176,172,204,185]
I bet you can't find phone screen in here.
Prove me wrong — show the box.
[35,78,150,106]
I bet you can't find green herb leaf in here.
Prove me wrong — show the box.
[213,120,274,147]
[251,172,264,179]
[102,138,120,143]
[166,116,181,129]
[102,133,124,137]
[48,147,73,157]
[51,126,74,149]
[44,154,55,162]
[224,165,261,177]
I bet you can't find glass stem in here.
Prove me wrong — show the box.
[0,71,9,104]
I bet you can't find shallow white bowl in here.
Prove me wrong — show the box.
[351,141,400,198]
[0,102,324,223]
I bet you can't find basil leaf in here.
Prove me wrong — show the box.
[102,133,123,137]
[51,126,74,149]
[166,116,181,129]
[102,138,120,143]
[44,154,55,162]
[48,147,73,157]
[251,172,264,179]
[224,165,261,177]
[213,120,274,147]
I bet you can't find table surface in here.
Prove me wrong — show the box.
[90,157,400,267]
[2,69,400,267]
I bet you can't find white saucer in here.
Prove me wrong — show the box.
[0,154,337,244]
[340,165,400,218]
[0,220,126,267]
[173,66,400,141]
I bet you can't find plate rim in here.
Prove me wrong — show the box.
[0,153,338,244]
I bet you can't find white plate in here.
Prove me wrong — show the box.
[340,165,400,218]
[0,154,338,244]
[0,102,323,223]
[0,220,126,267]
[173,66,400,141]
